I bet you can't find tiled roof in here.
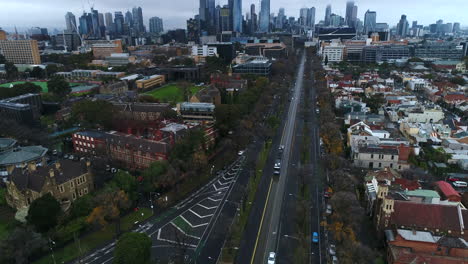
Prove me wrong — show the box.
[391,201,467,232]
[9,160,89,192]
[435,181,461,199]
[0,138,16,151]
[394,178,421,191]
[0,146,48,166]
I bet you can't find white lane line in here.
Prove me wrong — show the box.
[196,203,218,210]
[169,222,201,239]
[218,179,231,186]
[189,209,214,218]
[213,184,229,191]
[208,197,222,202]
[180,215,210,228]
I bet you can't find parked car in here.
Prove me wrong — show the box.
[312,232,319,243]
[267,252,276,264]
[448,177,460,182]
[326,204,333,214]
[68,155,74,160]
[279,145,285,151]
[329,244,336,256]
[453,181,467,187]
[64,154,69,159]
[238,150,245,156]
[332,256,338,264]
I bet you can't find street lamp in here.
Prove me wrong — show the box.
[48,237,57,264]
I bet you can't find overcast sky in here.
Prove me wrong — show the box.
[0,0,467,32]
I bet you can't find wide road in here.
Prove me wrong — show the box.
[250,50,306,264]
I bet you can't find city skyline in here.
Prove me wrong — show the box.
[0,0,467,32]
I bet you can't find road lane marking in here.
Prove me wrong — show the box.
[250,178,274,264]
[189,209,214,218]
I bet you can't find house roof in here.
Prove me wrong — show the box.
[0,146,48,166]
[0,138,17,151]
[405,189,440,199]
[359,146,399,155]
[394,178,421,191]
[391,201,468,232]
[435,181,461,199]
[9,160,89,192]
[397,229,438,243]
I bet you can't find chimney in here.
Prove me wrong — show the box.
[49,168,55,178]
[55,162,61,170]
[28,162,37,172]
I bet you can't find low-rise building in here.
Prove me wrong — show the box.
[112,102,171,121]
[0,141,48,178]
[177,102,215,124]
[232,57,272,76]
[0,93,43,125]
[5,159,93,210]
[135,75,165,90]
[321,40,345,63]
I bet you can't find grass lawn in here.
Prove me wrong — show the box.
[34,208,153,264]
[144,83,202,103]
[172,216,192,234]
[0,199,17,241]
[0,81,80,93]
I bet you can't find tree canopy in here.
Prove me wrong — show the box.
[71,99,116,129]
[27,193,62,233]
[47,76,71,96]
[0,82,42,99]
[114,232,152,264]
[111,171,138,202]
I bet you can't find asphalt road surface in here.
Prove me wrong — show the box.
[250,50,306,264]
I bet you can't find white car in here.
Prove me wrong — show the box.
[238,150,245,156]
[329,244,336,256]
[268,252,276,264]
[453,181,467,187]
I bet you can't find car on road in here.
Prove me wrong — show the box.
[453,181,467,187]
[268,252,276,264]
[312,232,319,243]
[238,150,245,156]
[329,244,336,256]
[332,256,338,264]
[279,145,285,151]
[274,159,281,170]
[326,204,333,215]
[316,108,320,114]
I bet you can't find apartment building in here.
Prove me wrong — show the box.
[135,75,165,90]
[0,40,41,64]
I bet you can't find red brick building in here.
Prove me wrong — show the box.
[435,181,462,202]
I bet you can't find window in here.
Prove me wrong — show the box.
[59,185,65,193]
[390,163,393,168]
[391,155,394,160]
[398,165,401,170]
[72,192,76,200]
[379,163,382,168]
[84,188,88,194]
[78,189,83,197]
[371,154,374,159]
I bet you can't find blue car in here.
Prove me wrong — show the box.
[312,232,319,243]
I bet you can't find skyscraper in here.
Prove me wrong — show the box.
[325,5,332,26]
[65,12,77,32]
[300,8,308,26]
[207,0,216,25]
[250,4,257,33]
[91,8,101,38]
[345,1,357,28]
[132,7,144,33]
[149,17,164,34]
[259,0,270,32]
[199,0,207,21]
[307,7,316,27]
[364,10,377,34]
[125,11,133,28]
[276,8,285,30]
[114,11,124,35]
[396,15,409,37]
[104,13,113,33]
[233,0,242,32]
[453,22,461,33]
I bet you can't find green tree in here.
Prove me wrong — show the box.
[141,161,169,193]
[450,76,466,86]
[30,66,45,79]
[0,54,6,64]
[5,61,18,80]
[0,226,47,264]
[45,64,60,76]
[68,194,95,219]
[71,99,116,129]
[47,75,71,96]
[12,82,42,93]
[324,55,329,65]
[26,193,61,233]
[112,171,138,201]
[114,232,152,264]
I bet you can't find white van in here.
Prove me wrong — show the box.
[453,181,467,188]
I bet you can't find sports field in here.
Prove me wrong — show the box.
[144,83,203,103]
[0,81,80,93]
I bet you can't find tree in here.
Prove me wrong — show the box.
[114,232,152,264]
[47,75,71,96]
[30,66,45,79]
[112,171,138,202]
[68,194,95,219]
[27,193,61,233]
[86,187,131,235]
[0,226,47,264]
[71,99,116,129]
[5,61,18,80]
[177,81,192,101]
[141,161,169,193]
[324,55,329,65]
[450,76,466,86]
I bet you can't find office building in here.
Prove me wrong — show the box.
[232,57,272,76]
[259,0,270,32]
[308,7,316,28]
[132,6,145,33]
[0,40,41,64]
[345,1,357,28]
[199,0,207,22]
[0,93,42,125]
[233,0,242,33]
[149,17,164,34]
[364,10,377,34]
[0,29,6,40]
[65,12,77,32]
[250,4,257,33]
[53,32,81,51]
[125,11,133,28]
[177,102,215,124]
[92,40,123,58]
[322,41,345,63]
[136,75,166,90]
[104,12,113,32]
[187,18,200,42]
[325,4,332,26]
[453,22,461,33]
[276,8,285,30]
[114,12,125,35]
[300,8,308,26]
[414,42,464,60]
[396,15,409,37]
